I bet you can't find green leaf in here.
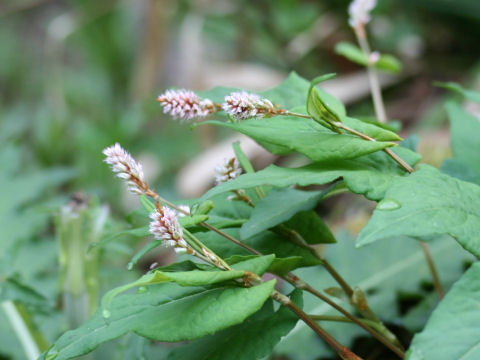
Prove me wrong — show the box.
[126,240,163,270]
[276,233,473,360]
[227,255,304,276]
[446,102,480,174]
[191,200,214,216]
[233,142,255,174]
[179,215,209,227]
[307,74,342,131]
[435,81,480,103]
[335,42,402,73]
[200,117,395,162]
[285,210,336,244]
[167,290,302,360]
[91,225,150,250]
[101,269,246,316]
[196,228,321,268]
[407,262,480,360]
[341,116,403,142]
[44,281,276,360]
[240,188,325,239]
[441,158,480,185]
[139,195,156,213]
[228,254,275,275]
[357,165,480,257]
[200,147,421,202]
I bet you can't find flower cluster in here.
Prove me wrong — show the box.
[149,206,190,251]
[222,91,275,121]
[348,0,376,29]
[103,143,147,195]
[214,157,242,185]
[157,89,215,122]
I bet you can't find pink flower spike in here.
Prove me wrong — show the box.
[348,0,377,29]
[157,89,215,122]
[222,91,274,121]
[103,143,146,195]
[149,207,184,247]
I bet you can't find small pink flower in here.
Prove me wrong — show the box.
[157,89,214,122]
[348,0,377,28]
[222,91,274,121]
[215,157,242,185]
[149,207,184,248]
[103,143,146,195]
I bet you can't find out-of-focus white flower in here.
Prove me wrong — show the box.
[176,204,191,217]
[157,89,215,122]
[222,91,275,121]
[348,0,377,28]
[368,51,381,65]
[103,143,147,195]
[214,157,242,185]
[149,207,184,248]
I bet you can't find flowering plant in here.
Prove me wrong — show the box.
[41,1,480,360]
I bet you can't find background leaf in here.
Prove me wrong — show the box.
[334,42,402,73]
[357,165,480,257]
[240,188,325,239]
[407,262,480,360]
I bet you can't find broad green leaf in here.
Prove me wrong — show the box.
[446,102,480,174]
[44,281,276,360]
[435,81,480,103]
[196,228,321,268]
[200,147,420,201]
[227,255,303,276]
[335,42,402,73]
[341,116,403,142]
[101,269,246,316]
[285,210,336,244]
[276,233,474,360]
[357,165,480,257]
[441,158,480,185]
[167,290,302,360]
[228,254,275,275]
[200,117,395,162]
[240,188,325,239]
[407,262,480,360]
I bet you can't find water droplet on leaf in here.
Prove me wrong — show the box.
[126,262,134,270]
[102,309,111,319]
[377,198,401,211]
[137,286,147,293]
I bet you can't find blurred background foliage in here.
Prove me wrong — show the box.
[0,0,479,359]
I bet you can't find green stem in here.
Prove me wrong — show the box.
[309,314,392,336]
[2,301,49,360]
[183,228,232,270]
[419,242,444,299]
[355,29,387,123]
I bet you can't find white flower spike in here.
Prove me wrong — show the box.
[214,157,242,185]
[348,0,377,29]
[222,91,275,121]
[103,143,147,195]
[149,207,185,248]
[157,89,215,122]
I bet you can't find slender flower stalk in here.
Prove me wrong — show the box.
[222,91,275,121]
[103,143,148,195]
[157,89,216,122]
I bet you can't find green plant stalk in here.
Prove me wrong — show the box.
[183,228,232,270]
[309,314,389,333]
[420,242,444,299]
[355,29,387,123]
[1,301,49,360]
